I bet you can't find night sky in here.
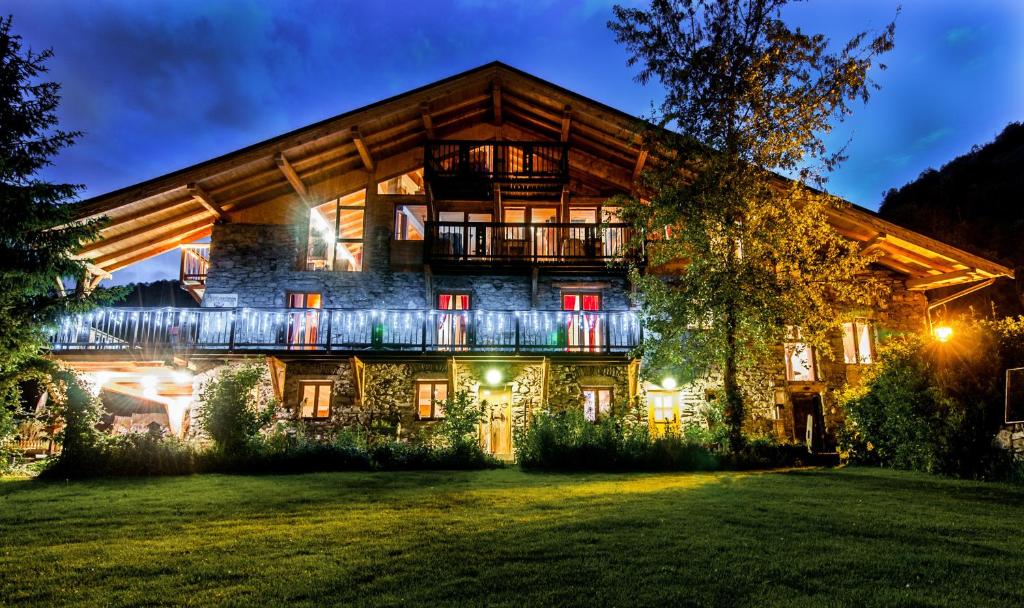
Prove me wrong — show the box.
[7,0,1023,285]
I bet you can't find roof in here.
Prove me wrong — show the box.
[72,61,1013,288]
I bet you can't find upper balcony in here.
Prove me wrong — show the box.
[50,307,641,358]
[424,140,569,200]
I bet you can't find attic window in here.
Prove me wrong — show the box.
[305,190,365,272]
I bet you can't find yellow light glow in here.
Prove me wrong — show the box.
[934,326,953,343]
[661,377,678,390]
[485,368,502,386]
[171,370,192,385]
[140,375,158,390]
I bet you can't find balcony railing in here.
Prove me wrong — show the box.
[50,307,641,355]
[179,244,210,303]
[424,140,569,200]
[426,221,639,267]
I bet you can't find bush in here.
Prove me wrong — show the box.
[195,365,274,453]
[41,371,107,479]
[839,319,1024,480]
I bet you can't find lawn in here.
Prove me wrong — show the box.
[1,468,1022,607]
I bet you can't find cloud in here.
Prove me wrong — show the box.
[945,26,975,45]
[917,127,952,147]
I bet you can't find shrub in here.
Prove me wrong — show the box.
[839,319,1024,480]
[41,370,107,479]
[195,365,274,453]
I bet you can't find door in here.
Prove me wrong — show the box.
[479,387,512,458]
[286,292,322,348]
[791,393,826,452]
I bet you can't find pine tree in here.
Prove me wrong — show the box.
[609,0,896,450]
[0,16,109,445]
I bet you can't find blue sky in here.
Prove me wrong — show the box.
[7,0,1023,284]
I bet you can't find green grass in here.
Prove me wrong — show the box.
[1,468,1022,607]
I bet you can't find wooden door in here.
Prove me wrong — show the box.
[479,388,512,458]
[791,393,826,452]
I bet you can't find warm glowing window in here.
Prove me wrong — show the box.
[563,291,602,352]
[287,293,321,347]
[784,326,816,382]
[416,380,448,419]
[647,392,678,435]
[394,205,428,241]
[305,190,365,272]
[377,169,424,195]
[582,387,613,422]
[438,293,470,348]
[842,320,875,364]
[569,208,598,224]
[299,381,332,419]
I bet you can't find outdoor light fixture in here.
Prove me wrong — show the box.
[171,370,192,384]
[934,326,953,343]
[140,375,158,390]
[485,368,503,386]
[661,377,678,390]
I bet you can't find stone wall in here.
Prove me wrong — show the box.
[995,423,1024,456]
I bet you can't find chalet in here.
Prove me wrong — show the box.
[50,62,1013,457]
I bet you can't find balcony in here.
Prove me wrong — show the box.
[424,140,569,200]
[425,221,640,270]
[179,244,210,303]
[50,307,641,356]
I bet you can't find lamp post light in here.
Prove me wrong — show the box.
[934,325,953,343]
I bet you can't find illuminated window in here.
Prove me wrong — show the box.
[416,380,448,419]
[784,326,816,382]
[563,291,602,352]
[287,292,322,347]
[582,387,613,422]
[305,191,365,272]
[647,391,678,435]
[299,381,332,419]
[842,320,875,364]
[438,293,470,348]
[394,205,428,241]
[377,169,424,195]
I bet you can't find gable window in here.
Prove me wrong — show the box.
[582,387,613,422]
[287,292,322,347]
[394,205,428,241]
[417,380,448,419]
[438,293,470,349]
[563,291,602,352]
[784,326,816,382]
[305,191,365,272]
[299,380,332,419]
[842,320,875,364]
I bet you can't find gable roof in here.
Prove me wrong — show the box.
[73,61,1013,288]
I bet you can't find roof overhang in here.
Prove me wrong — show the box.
[69,61,1013,288]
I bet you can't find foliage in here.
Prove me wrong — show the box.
[879,122,1024,315]
[839,319,1024,479]
[40,370,106,478]
[428,390,487,450]
[0,17,120,446]
[608,0,896,450]
[195,365,275,453]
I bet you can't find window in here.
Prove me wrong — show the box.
[438,293,470,348]
[582,387,613,422]
[377,169,424,195]
[394,205,428,241]
[299,381,332,419]
[842,320,875,364]
[648,391,678,435]
[417,380,448,419]
[305,191,365,272]
[287,292,322,347]
[563,291,602,352]
[784,326,816,382]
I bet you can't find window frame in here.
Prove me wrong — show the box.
[393,204,428,241]
[334,201,366,272]
[416,380,449,420]
[561,290,602,311]
[298,380,333,420]
[842,319,876,365]
[783,327,817,382]
[581,386,613,422]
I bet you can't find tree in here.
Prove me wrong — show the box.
[0,16,110,447]
[195,365,274,452]
[609,0,896,450]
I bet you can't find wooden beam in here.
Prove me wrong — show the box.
[927,278,996,310]
[420,102,435,139]
[560,105,572,142]
[632,149,648,183]
[274,152,309,202]
[906,269,974,290]
[491,81,502,125]
[103,227,213,273]
[879,241,958,273]
[859,232,885,252]
[350,127,375,172]
[186,183,226,220]
[93,220,213,267]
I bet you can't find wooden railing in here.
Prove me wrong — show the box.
[180,244,210,283]
[424,140,569,199]
[426,221,639,267]
[50,307,641,355]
